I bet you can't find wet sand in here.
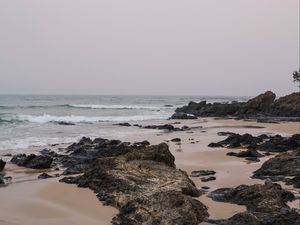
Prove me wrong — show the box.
[0,118,299,224]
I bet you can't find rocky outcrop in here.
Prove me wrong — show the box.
[38,173,53,179]
[238,91,276,115]
[267,92,300,117]
[0,159,6,171]
[174,100,243,117]
[208,180,300,225]
[11,154,53,169]
[58,138,208,225]
[253,151,300,188]
[172,91,300,119]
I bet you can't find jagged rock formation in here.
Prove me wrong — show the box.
[172,91,300,119]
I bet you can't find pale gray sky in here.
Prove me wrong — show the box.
[0,0,299,96]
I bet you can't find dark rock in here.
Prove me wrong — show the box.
[226,149,263,158]
[3,153,12,157]
[144,124,176,131]
[174,91,300,119]
[217,132,236,136]
[11,154,53,169]
[268,92,300,117]
[211,212,260,225]
[238,91,276,115]
[253,151,300,188]
[114,122,131,127]
[171,138,181,142]
[0,176,4,185]
[202,186,210,190]
[54,121,75,126]
[170,112,197,120]
[208,180,298,223]
[209,133,300,153]
[133,140,150,146]
[60,142,208,225]
[208,142,223,148]
[201,176,216,182]
[191,170,216,177]
[245,157,260,162]
[38,173,53,179]
[0,159,6,171]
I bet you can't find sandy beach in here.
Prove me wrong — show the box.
[0,118,299,225]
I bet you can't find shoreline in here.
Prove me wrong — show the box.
[0,117,299,224]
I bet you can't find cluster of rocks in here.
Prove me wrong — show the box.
[208,132,300,189]
[172,91,300,120]
[208,132,300,161]
[115,123,191,132]
[9,137,209,225]
[207,180,300,225]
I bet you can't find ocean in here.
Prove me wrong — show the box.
[0,95,249,151]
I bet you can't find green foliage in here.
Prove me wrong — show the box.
[293,69,300,83]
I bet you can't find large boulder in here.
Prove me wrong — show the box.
[60,142,209,225]
[268,92,300,117]
[238,91,276,115]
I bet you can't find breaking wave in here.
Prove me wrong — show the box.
[0,113,169,124]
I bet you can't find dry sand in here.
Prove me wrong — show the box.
[0,118,299,224]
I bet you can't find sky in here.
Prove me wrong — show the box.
[0,0,299,96]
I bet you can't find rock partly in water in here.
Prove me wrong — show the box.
[11,154,53,169]
[170,112,198,120]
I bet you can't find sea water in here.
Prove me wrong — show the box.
[0,95,249,151]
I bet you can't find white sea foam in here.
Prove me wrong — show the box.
[0,113,169,124]
[68,104,172,110]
